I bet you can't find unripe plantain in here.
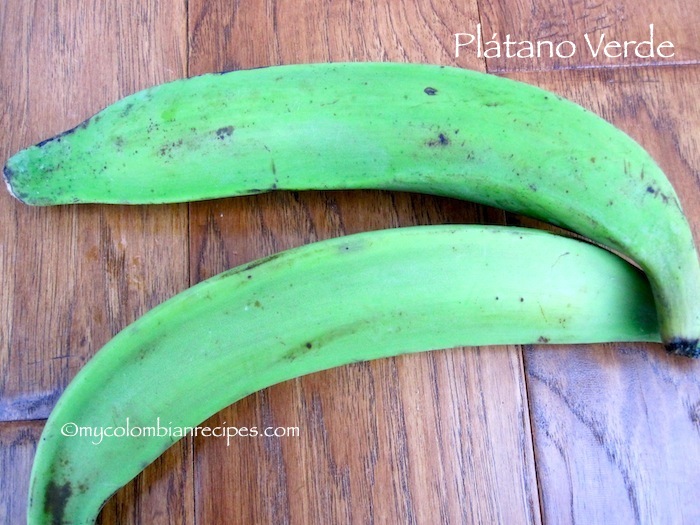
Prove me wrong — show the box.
[27,225,659,524]
[3,63,698,356]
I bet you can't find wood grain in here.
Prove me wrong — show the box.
[0,421,43,524]
[525,343,700,524]
[188,0,481,72]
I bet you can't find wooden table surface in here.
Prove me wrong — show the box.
[2,1,700,523]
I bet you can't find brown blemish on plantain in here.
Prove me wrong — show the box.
[537,336,551,343]
[120,102,135,118]
[282,316,382,363]
[283,341,315,361]
[238,251,285,273]
[646,185,670,204]
[35,117,91,148]
[215,126,234,139]
[424,87,438,95]
[426,133,450,147]
[137,342,155,361]
[159,139,184,157]
[44,480,72,525]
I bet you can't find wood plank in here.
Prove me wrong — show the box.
[187,1,541,523]
[0,1,194,524]
[525,342,700,524]
[476,0,700,72]
[0,421,43,524]
[503,65,700,523]
[188,0,481,72]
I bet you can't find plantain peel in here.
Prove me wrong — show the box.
[4,62,699,356]
[27,226,660,524]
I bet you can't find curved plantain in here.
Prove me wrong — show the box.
[3,63,698,356]
[27,225,659,524]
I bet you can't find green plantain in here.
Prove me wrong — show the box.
[27,225,659,524]
[3,63,698,356]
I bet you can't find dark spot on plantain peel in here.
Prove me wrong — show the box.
[215,125,234,139]
[44,480,72,525]
[238,251,285,273]
[283,341,315,361]
[666,338,700,358]
[426,133,450,147]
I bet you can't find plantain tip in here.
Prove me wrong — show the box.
[2,163,22,202]
[665,338,700,358]
[3,161,39,205]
